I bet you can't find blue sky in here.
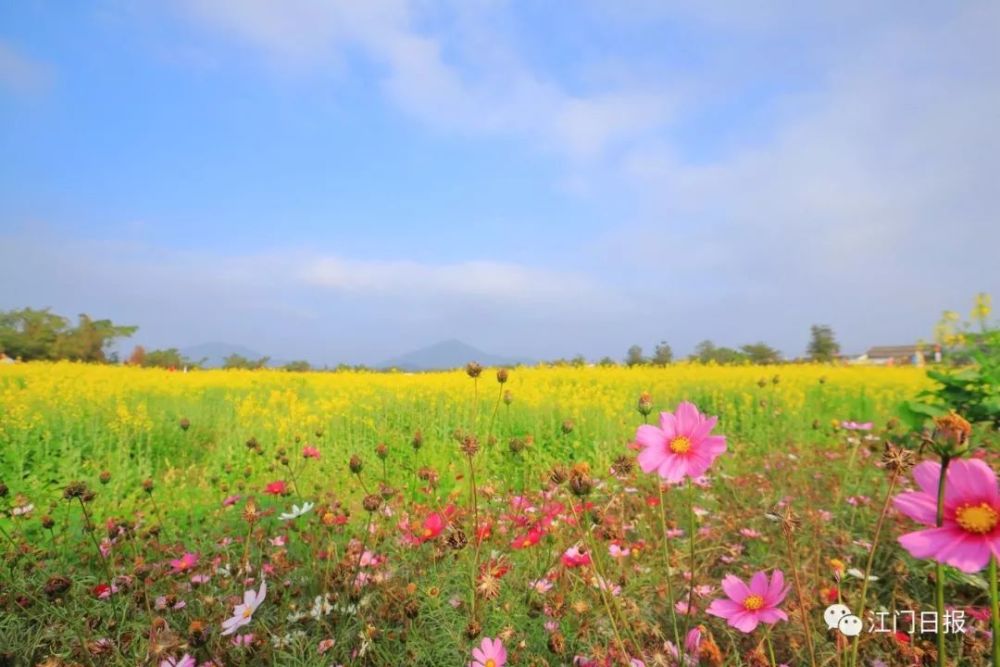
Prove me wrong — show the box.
[2,1,998,364]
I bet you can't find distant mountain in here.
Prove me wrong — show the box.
[180,342,286,369]
[378,339,531,371]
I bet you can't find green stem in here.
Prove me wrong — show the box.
[989,555,999,667]
[849,469,900,667]
[683,477,696,639]
[765,628,778,667]
[935,456,951,667]
[656,483,682,652]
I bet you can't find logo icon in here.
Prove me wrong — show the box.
[824,604,862,637]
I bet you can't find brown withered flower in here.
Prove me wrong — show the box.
[496,368,509,384]
[568,463,593,497]
[63,481,88,500]
[362,494,382,513]
[465,362,482,378]
[460,435,479,457]
[882,442,916,472]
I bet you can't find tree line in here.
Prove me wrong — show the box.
[620,325,841,366]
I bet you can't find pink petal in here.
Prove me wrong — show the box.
[766,570,787,604]
[934,532,992,573]
[706,598,744,619]
[472,648,486,662]
[912,461,942,497]
[893,490,939,526]
[636,424,666,450]
[727,610,760,633]
[720,574,750,603]
[898,526,965,561]
[637,444,667,474]
[689,415,718,442]
[657,454,688,483]
[949,459,999,505]
[674,402,700,435]
[702,435,727,455]
[757,608,788,624]
[748,571,768,596]
[657,412,677,438]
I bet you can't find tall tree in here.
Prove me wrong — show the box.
[807,325,840,362]
[652,341,673,366]
[740,342,782,365]
[625,345,645,367]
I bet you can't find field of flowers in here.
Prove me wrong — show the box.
[0,362,997,666]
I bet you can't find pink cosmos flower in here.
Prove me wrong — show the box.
[231,633,254,646]
[302,445,321,459]
[841,421,873,431]
[222,494,241,507]
[221,580,267,636]
[265,480,288,496]
[635,402,727,482]
[893,458,1000,573]
[706,570,789,633]
[561,545,591,568]
[469,637,506,667]
[160,655,195,667]
[416,512,445,543]
[170,552,199,574]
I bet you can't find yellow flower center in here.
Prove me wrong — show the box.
[242,608,253,619]
[485,660,496,667]
[422,528,433,538]
[743,594,764,611]
[955,502,998,534]
[669,436,692,454]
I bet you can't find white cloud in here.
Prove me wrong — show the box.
[174,0,671,160]
[299,256,600,305]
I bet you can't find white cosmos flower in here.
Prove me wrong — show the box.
[279,502,314,521]
[846,568,879,581]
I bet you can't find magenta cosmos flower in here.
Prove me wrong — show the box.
[893,458,999,573]
[706,570,789,633]
[635,401,727,482]
[469,637,506,667]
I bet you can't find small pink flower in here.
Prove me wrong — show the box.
[317,638,336,654]
[270,535,287,547]
[190,574,210,585]
[635,402,727,482]
[170,552,199,574]
[609,543,631,558]
[265,480,288,496]
[231,633,254,646]
[222,494,241,507]
[893,459,1000,573]
[739,528,762,539]
[530,578,553,594]
[302,445,321,459]
[706,570,789,633]
[160,655,196,667]
[562,545,591,568]
[469,637,507,667]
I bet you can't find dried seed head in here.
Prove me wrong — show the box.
[82,489,97,503]
[349,455,364,474]
[447,528,468,550]
[243,500,259,524]
[98,471,111,485]
[245,437,259,450]
[465,362,483,378]
[561,419,575,435]
[464,620,482,639]
[508,437,525,455]
[610,455,633,477]
[44,575,71,599]
[375,442,388,460]
[141,478,154,494]
[362,494,382,513]
[547,631,566,655]
[496,368,509,384]
[41,515,55,530]
[569,463,593,497]
[179,418,190,431]
[63,481,89,500]
[882,442,916,472]
[460,435,479,457]
[548,465,568,486]
[411,430,423,451]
